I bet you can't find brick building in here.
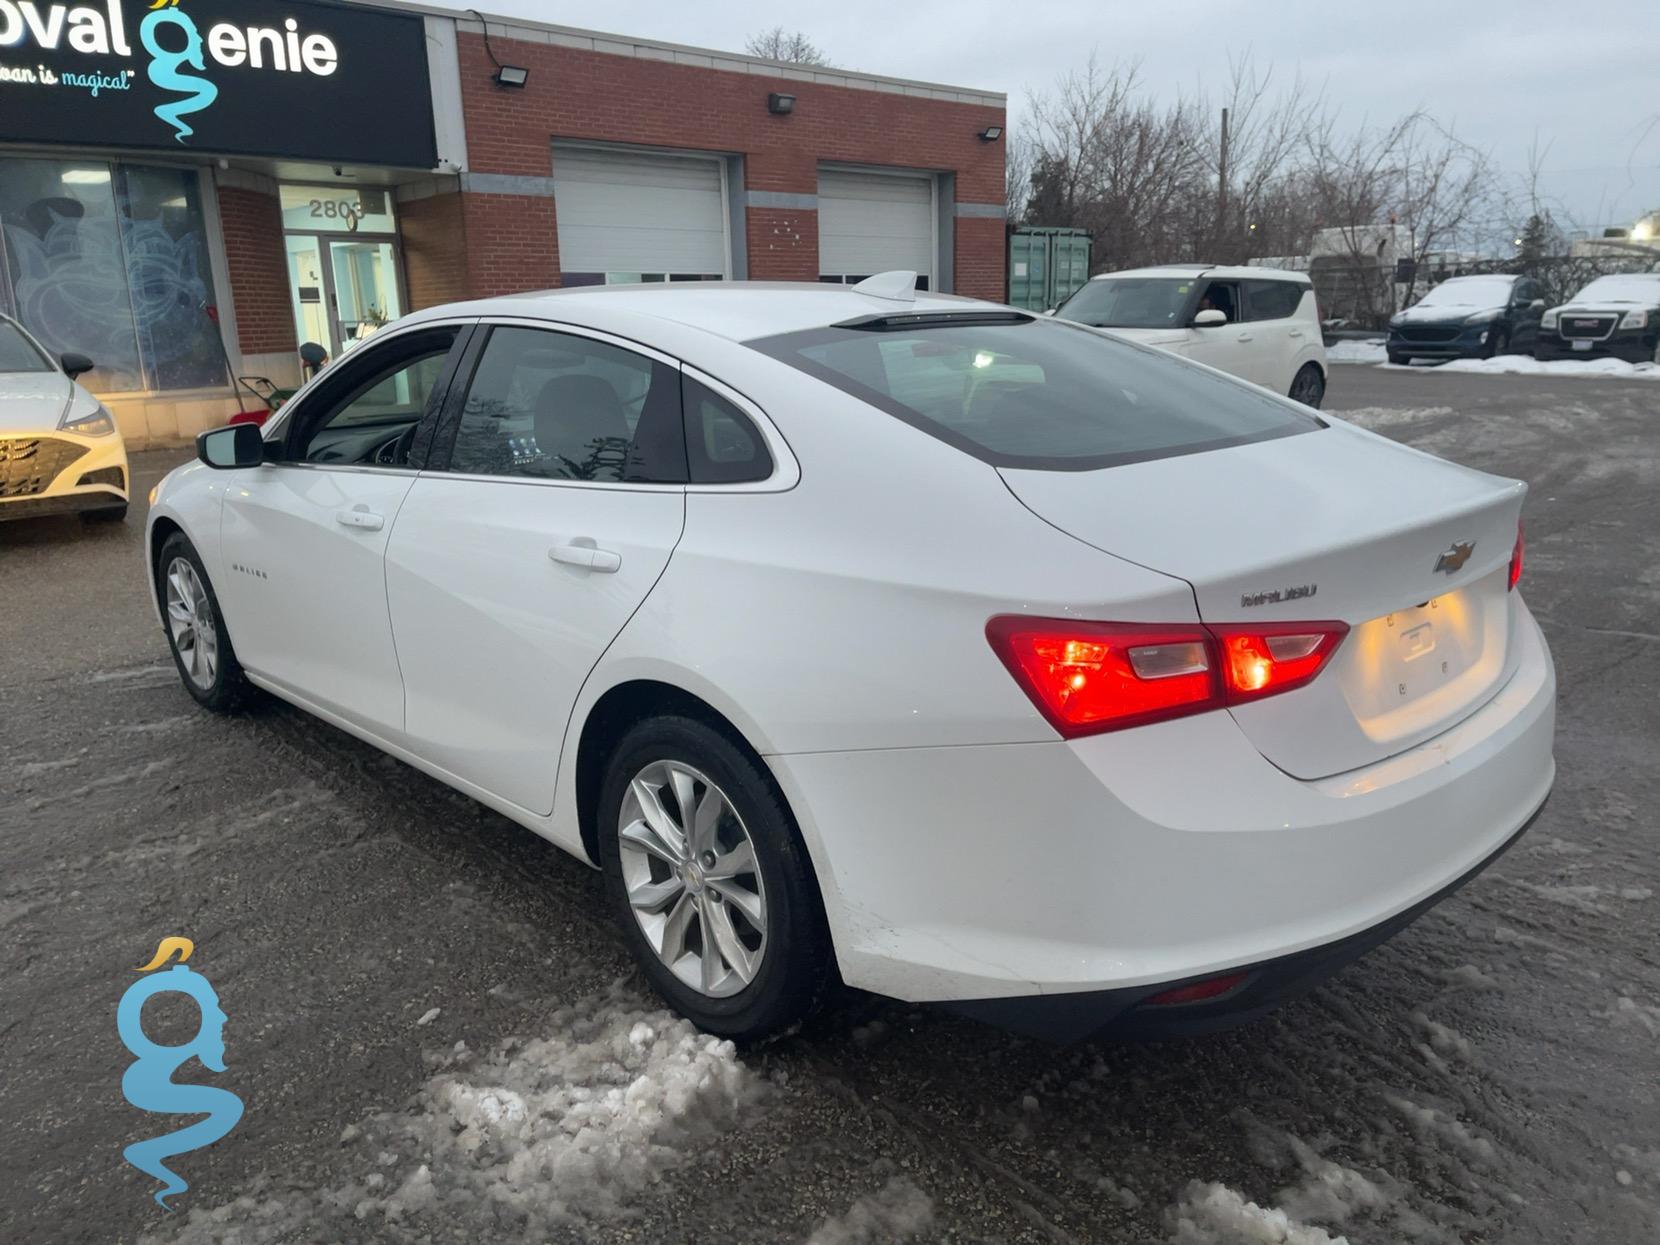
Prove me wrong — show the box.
[0,1,1006,447]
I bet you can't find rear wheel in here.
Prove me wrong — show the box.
[597,715,833,1040]
[156,532,256,712]
[1288,364,1326,409]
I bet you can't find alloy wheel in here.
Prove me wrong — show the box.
[164,557,218,689]
[617,759,768,998]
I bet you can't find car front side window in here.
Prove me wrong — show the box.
[285,328,461,468]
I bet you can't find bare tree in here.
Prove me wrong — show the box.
[744,27,831,66]
[1004,130,1035,227]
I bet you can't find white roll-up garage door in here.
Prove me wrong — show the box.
[552,146,729,281]
[818,169,935,289]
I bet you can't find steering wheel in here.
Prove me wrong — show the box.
[375,423,420,466]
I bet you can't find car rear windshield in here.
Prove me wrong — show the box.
[748,317,1320,471]
[0,321,51,373]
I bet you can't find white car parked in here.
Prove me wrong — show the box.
[0,314,129,523]
[147,274,1553,1041]
[1053,264,1329,407]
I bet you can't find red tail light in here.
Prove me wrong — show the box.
[987,616,1348,738]
[1210,622,1349,704]
[1509,521,1525,591]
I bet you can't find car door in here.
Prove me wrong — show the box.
[1240,279,1305,391]
[383,321,688,815]
[216,323,469,736]
[1186,279,1262,384]
[1511,279,1545,349]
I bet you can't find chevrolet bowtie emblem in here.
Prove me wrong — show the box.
[1434,541,1476,575]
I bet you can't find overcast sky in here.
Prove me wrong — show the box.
[448,0,1660,232]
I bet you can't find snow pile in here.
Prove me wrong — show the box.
[806,1176,935,1245]
[1166,1182,1349,1244]
[1387,355,1660,380]
[155,981,758,1242]
[1325,339,1387,365]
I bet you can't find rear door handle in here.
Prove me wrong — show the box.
[549,540,622,573]
[335,507,384,531]
[1287,328,1304,338]
[1236,333,1254,342]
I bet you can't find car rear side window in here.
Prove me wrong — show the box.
[682,376,772,484]
[1244,280,1306,321]
[445,327,687,484]
[750,317,1320,471]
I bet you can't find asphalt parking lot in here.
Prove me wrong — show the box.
[2,364,1657,1244]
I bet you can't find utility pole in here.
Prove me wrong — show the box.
[1215,106,1230,262]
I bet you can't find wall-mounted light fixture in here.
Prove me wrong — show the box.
[472,8,530,89]
[768,92,796,116]
[978,126,1003,142]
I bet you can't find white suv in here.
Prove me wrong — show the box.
[1053,265,1328,407]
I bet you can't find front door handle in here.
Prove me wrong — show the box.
[1236,333,1254,342]
[335,507,384,531]
[1287,328,1304,338]
[550,540,622,573]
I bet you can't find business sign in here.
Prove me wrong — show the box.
[0,0,436,167]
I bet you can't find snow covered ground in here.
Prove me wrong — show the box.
[1328,336,1660,379]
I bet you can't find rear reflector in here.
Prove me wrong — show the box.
[987,616,1348,738]
[1142,971,1250,1007]
[1509,520,1525,591]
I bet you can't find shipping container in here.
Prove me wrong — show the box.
[1008,227,1092,311]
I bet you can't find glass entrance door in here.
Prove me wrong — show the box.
[285,235,333,356]
[283,234,404,361]
[327,239,401,350]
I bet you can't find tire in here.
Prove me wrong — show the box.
[1483,329,1509,359]
[155,532,257,713]
[597,715,834,1040]
[1386,349,1408,366]
[82,503,128,523]
[1288,364,1326,409]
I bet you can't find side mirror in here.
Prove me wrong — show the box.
[60,351,94,379]
[298,341,328,367]
[1193,308,1227,327]
[1529,299,1546,311]
[197,422,265,469]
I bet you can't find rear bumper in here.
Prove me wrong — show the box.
[948,793,1546,1042]
[770,599,1555,1025]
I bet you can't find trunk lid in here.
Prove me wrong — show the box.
[1000,420,1525,778]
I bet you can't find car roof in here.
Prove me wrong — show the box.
[1088,264,1309,283]
[398,281,999,344]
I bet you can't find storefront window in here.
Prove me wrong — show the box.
[0,159,143,392]
[0,157,228,395]
[116,166,229,392]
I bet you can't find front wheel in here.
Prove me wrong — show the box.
[1483,329,1509,359]
[156,533,256,712]
[1288,364,1326,409]
[598,716,834,1040]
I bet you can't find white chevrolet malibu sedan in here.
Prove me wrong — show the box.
[146,275,1554,1041]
